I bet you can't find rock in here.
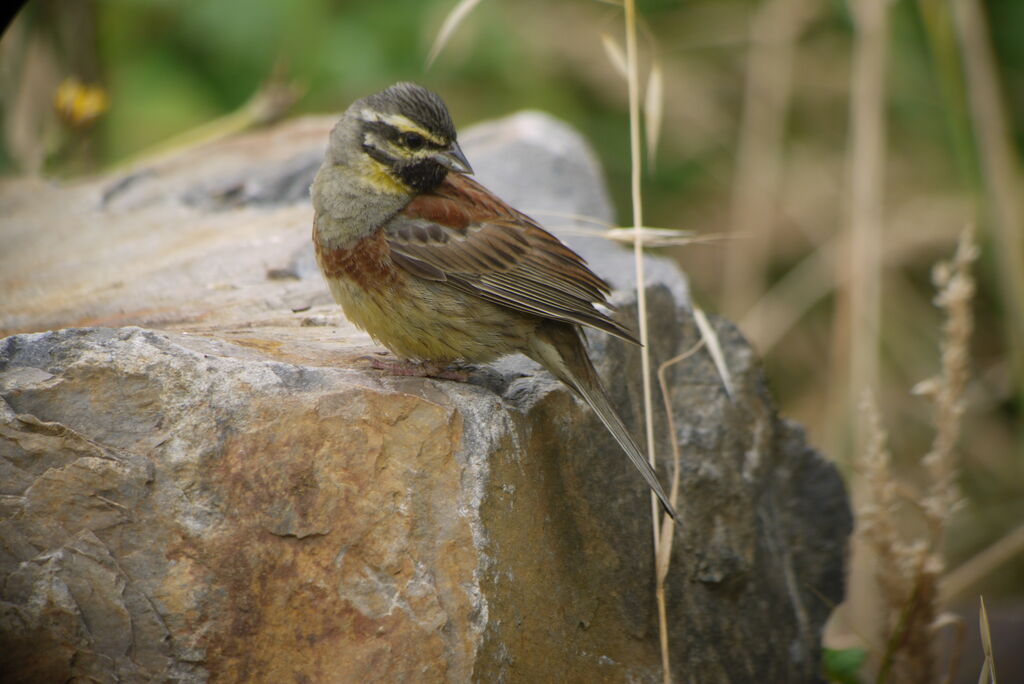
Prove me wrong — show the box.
[0,112,851,682]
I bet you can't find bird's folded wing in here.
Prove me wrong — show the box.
[385,174,639,344]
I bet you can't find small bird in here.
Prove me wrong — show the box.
[312,82,677,521]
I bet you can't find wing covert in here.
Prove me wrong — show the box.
[384,174,638,344]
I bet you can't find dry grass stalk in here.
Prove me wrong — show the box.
[650,315,737,683]
[654,338,706,683]
[915,229,978,548]
[951,0,1024,389]
[721,0,814,336]
[838,0,889,465]
[941,521,1024,603]
[858,391,929,684]
[656,339,706,516]
[857,228,977,684]
[741,233,839,353]
[620,0,657,543]
[859,391,938,684]
[621,0,673,679]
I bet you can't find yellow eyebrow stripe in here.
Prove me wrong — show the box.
[360,109,446,145]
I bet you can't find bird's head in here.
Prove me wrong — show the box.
[328,82,472,195]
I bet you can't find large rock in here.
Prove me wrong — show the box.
[0,111,851,682]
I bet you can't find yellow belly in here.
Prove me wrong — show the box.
[326,276,535,363]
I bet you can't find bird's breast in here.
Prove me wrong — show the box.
[313,222,535,363]
[313,228,404,293]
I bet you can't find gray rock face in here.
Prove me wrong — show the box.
[0,112,851,682]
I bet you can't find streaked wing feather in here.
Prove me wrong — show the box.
[461,279,637,340]
[390,250,446,281]
[385,174,638,345]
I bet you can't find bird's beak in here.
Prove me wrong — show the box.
[434,141,473,175]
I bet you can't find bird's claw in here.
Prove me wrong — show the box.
[357,355,470,382]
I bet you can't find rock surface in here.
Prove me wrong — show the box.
[0,111,851,682]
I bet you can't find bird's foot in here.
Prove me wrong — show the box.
[359,355,471,382]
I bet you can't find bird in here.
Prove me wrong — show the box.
[311,82,678,522]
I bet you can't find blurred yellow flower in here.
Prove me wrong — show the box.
[54,78,108,128]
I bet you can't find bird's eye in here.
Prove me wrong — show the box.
[401,132,426,150]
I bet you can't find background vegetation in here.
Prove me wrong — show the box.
[2,0,1021,680]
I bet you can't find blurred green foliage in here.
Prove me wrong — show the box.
[85,0,621,167]
[6,0,1023,233]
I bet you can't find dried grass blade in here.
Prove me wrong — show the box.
[654,338,705,585]
[655,344,704,531]
[644,62,664,169]
[693,306,735,400]
[978,596,997,684]
[426,0,483,68]
[600,32,629,79]
[932,611,966,684]
[606,226,694,245]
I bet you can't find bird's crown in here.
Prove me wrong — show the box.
[358,82,456,145]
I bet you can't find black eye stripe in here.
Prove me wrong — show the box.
[401,132,426,149]
[362,119,444,149]
[362,120,392,137]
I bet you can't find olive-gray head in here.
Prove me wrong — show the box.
[326,82,472,194]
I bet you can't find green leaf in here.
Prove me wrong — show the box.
[822,647,867,684]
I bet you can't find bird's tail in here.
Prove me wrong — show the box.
[526,322,680,522]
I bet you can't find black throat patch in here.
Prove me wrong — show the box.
[393,159,448,193]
